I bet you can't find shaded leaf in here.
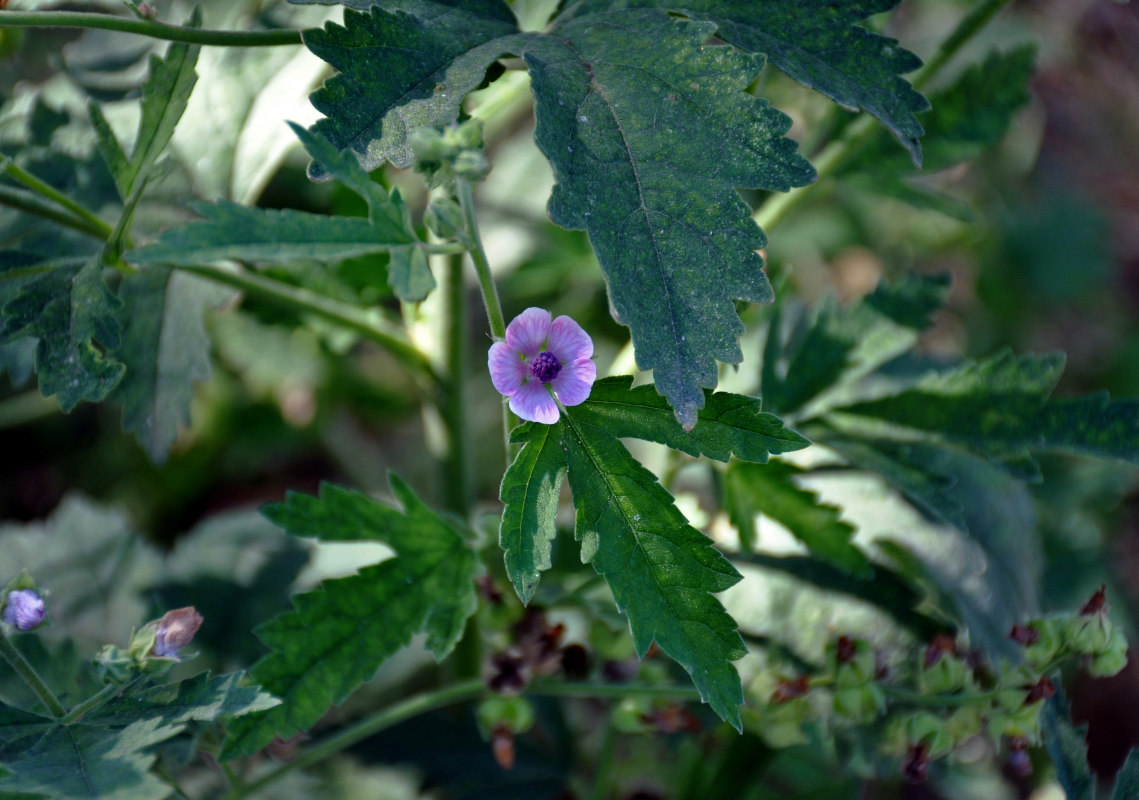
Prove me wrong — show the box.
[562,376,809,463]
[726,460,872,577]
[528,9,814,427]
[570,0,928,161]
[499,421,566,606]
[1113,748,1139,800]
[0,257,124,411]
[85,672,278,727]
[113,267,231,462]
[303,2,525,175]
[220,476,480,759]
[557,406,747,729]
[1042,696,1095,800]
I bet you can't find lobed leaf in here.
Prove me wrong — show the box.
[84,672,279,727]
[220,476,480,759]
[568,0,929,162]
[725,460,872,577]
[303,1,526,175]
[563,376,809,463]
[528,9,814,427]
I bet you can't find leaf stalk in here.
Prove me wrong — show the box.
[0,11,303,47]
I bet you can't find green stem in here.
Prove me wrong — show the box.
[0,11,303,47]
[456,178,505,340]
[172,264,438,385]
[0,632,67,718]
[528,681,702,701]
[0,184,110,241]
[752,0,1012,233]
[0,391,58,430]
[441,251,472,514]
[2,159,115,239]
[219,679,485,800]
[882,686,998,708]
[587,714,619,800]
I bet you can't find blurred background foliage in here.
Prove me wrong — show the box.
[2,0,1139,798]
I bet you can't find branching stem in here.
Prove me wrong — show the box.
[0,11,303,47]
[0,632,67,718]
[1,159,114,239]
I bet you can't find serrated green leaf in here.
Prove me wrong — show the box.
[220,476,480,759]
[764,273,951,416]
[1042,696,1095,800]
[0,710,180,800]
[570,0,928,162]
[1112,748,1139,800]
[85,672,279,727]
[726,460,872,576]
[111,267,231,463]
[303,2,525,175]
[528,9,814,427]
[847,45,1037,216]
[499,421,566,606]
[129,201,411,266]
[826,350,1139,477]
[734,552,949,641]
[560,376,809,463]
[89,102,131,201]
[0,257,124,411]
[555,407,747,729]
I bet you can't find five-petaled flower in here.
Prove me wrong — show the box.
[1,589,44,631]
[488,308,596,424]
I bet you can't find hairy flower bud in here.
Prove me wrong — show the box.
[407,127,455,164]
[1,588,44,631]
[153,607,203,658]
[452,150,490,181]
[425,197,465,240]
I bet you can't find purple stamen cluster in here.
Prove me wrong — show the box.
[530,351,562,383]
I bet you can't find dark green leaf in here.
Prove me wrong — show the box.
[563,376,809,463]
[0,257,124,411]
[1042,696,1095,800]
[303,2,524,175]
[112,267,231,463]
[221,476,480,759]
[499,421,566,606]
[557,407,747,729]
[764,273,951,416]
[569,0,928,162]
[129,201,412,266]
[85,672,278,727]
[733,552,949,641]
[726,460,872,576]
[528,9,814,427]
[1112,748,1139,800]
[89,102,131,202]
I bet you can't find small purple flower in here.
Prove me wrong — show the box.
[489,308,596,424]
[2,589,45,631]
[153,607,203,658]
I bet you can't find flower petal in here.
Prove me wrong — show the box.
[489,341,527,395]
[510,379,560,424]
[547,315,593,363]
[551,358,596,407]
[505,307,551,357]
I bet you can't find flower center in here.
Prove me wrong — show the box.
[529,351,562,383]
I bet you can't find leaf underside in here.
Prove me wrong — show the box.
[220,476,480,759]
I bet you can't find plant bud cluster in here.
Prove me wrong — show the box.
[408,120,490,193]
[744,587,1128,783]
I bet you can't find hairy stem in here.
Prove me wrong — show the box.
[0,632,67,718]
[172,264,439,385]
[456,178,505,340]
[441,250,472,513]
[1,159,115,239]
[0,185,110,241]
[0,11,302,47]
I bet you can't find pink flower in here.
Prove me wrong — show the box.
[1,589,44,631]
[488,308,596,424]
[153,607,203,658]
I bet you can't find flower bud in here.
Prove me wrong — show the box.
[153,607,203,657]
[920,652,969,694]
[407,127,455,164]
[1086,630,1128,678]
[452,150,490,181]
[833,683,885,724]
[828,635,877,687]
[477,695,535,739]
[425,197,465,240]
[1012,618,1064,668]
[1065,611,1114,655]
[448,119,485,151]
[905,712,954,758]
[1,588,44,631]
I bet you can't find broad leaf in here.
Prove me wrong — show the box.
[569,0,928,162]
[564,376,809,462]
[500,421,566,606]
[763,273,951,416]
[556,406,747,728]
[84,672,278,727]
[221,476,480,759]
[825,350,1139,478]
[303,1,525,175]
[112,267,232,463]
[726,460,872,577]
[0,257,124,411]
[528,9,814,427]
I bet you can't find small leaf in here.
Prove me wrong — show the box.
[1042,696,1096,800]
[112,267,232,462]
[388,243,435,303]
[88,102,131,202]
[528,9,814,427]
[558,407,747,729]
[303,2,524,174]
[564,376,809,463]
[569,0,929,162]
[726,460,872,577]
[221,476,480,759]
[0,257,124,411]
[499,421,566,606]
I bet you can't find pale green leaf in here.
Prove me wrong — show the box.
[528,9,814,426]
[220,476,480,759]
